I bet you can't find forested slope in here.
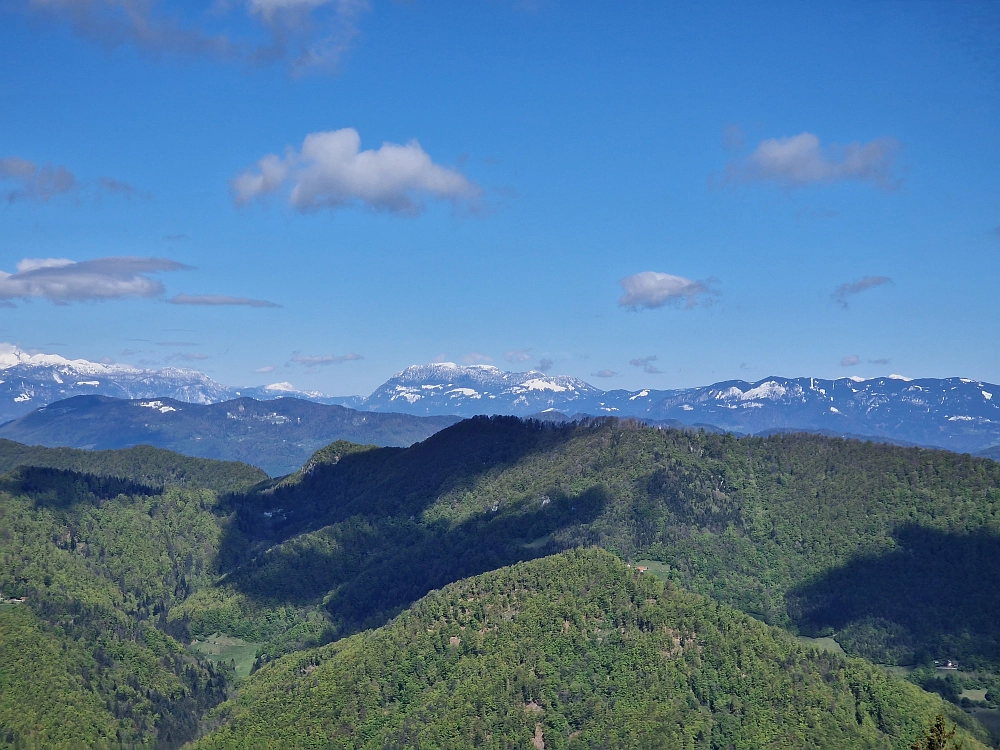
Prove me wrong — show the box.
[192,549,987,750]
[199,417,1000,671]
[2,418,998,747]
[0,463,238,748]
[0,439,267,493]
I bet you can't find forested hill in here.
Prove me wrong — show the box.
[207,417,1000,674]
[193,549,988,750]
[0,439,267,494]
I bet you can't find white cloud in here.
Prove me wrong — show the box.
[832,276,893,308]
[726,133,900,189]
[255,365,276,373]
[840,354,861,367]
[232,128,481,215]
[290,352,362,367]
[0,156,77,202]
[629,356,663,374]
[618,271,713,310]
[169,293,279,308]
[0,256,189,304]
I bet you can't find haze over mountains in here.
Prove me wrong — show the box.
[0,395,458,477]
[3,347,999,460]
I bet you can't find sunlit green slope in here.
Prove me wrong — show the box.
[192,549,987,750]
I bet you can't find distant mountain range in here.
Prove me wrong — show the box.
[0,395,458,476]
[2,347,998,455]
[0,344,342,424]
[356,363,1000,454]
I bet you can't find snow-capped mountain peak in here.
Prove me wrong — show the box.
[366,362,601,416]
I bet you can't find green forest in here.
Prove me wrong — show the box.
[192,549,986,749]
[1,420,998,747]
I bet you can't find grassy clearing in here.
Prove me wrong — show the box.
[962,689,989,702]
[633,559,672,579]
[190,633,259,680]
[796,635,846,655]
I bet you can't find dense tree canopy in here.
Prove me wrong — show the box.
[193,550,988,750]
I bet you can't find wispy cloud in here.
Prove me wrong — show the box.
[98,176,150,200]
[869,358,891,365]
[232,128,481,216]
[629,355,663,374]
[618,271,715,311]
[14,0,370,74]
[248,0,371,74]
[1,156,154,203]
[462,352,493,365]
[724,132,900,190]
[255,365,276,373]
[832,275,893,308]
[840,354,861,367]
[0,256,189,304]
[165,352,209,362]
[156,341,198,347]
[168,293,280,308]
[0,157,77,202]
[504,348,533,363]
[591,369,618,378]
[290,352,363,367]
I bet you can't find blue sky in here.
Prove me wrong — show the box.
[1,0,998,395]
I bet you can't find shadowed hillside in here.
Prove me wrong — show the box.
[181,417,1000,673]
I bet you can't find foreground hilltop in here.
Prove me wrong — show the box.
[193,549,986,749]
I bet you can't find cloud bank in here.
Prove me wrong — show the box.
[232,128,481,215]
[618,271,713,310]
[169,293,279,308]
[832,275,893,308]
[0,256,188,304]
[726,133,900,189]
